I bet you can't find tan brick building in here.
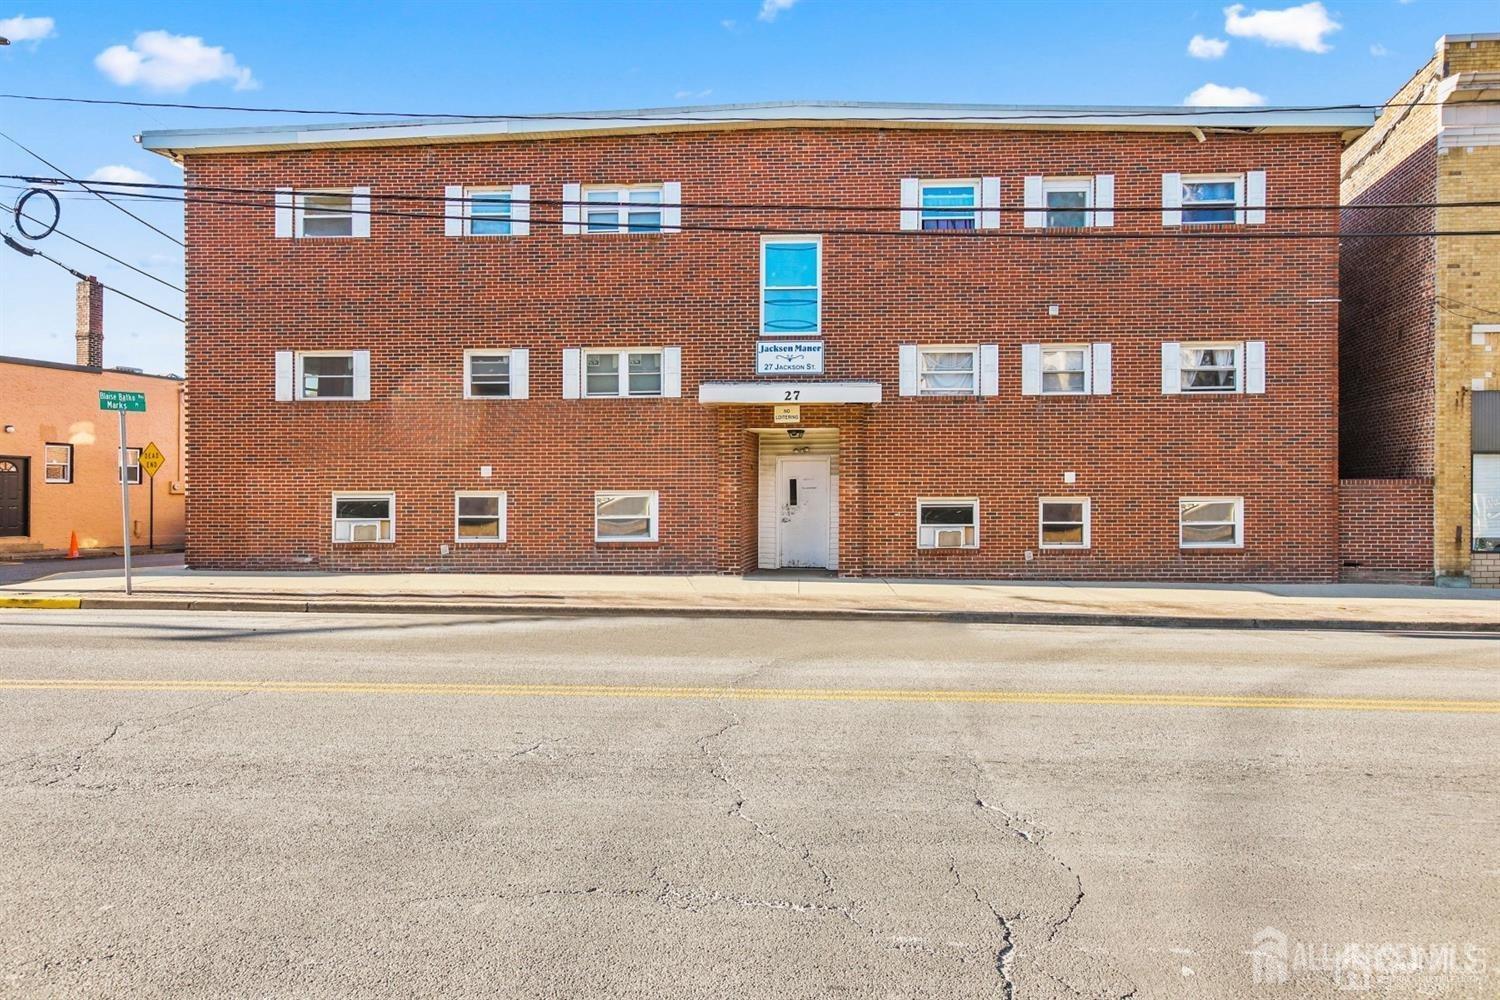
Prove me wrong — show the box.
[1341,33,1500,586]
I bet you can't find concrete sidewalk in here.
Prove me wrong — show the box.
[1,560,1498,630]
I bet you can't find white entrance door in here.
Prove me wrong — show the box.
[777,457,831,568]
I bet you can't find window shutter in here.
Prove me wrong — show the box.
[510,348,530,399]
[1245,340,1266,394]
[561,348,581,398]
[898,345,918,396]
[351,187,371,238]
[444,185,464,237]
[979,344,1000,396]
[899,178,920,231]
[980,177,1001,230]
[1094,174,1115,228]
[661,181,682,233]
[352,350,371,400]
[1245,170,1267,225]
[274,351,293,401]
[662,346,682,398]
[275,188,293,239]
[1161,173,1182,227]
[1021,344,1042,395]
[1091,343,1112,395]
[511,184,531,236]
[1023,176,1045,229]
[561,183,581,235]
[1161,342,1181,394]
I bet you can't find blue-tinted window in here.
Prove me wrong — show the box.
[1182,179,1238,225]
[762,240,820,334]
[469,192,512,235]
[920,184,977,231]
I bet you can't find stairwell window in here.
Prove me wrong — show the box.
[920,181,978,231]
[917,499,979,549]
[1179,497,1243,549]
[1040,498,1090,548]
[585,185,663,233]
[333,493,395,543]
[762,237,821,335]
[595,491,658,542]
[296,191,355,238]
[44,444,73,484]
[917,347,978,395]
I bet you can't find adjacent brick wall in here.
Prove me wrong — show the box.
[1338,478,1433,583]
[182,125,1345,580]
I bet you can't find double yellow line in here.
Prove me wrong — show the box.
[1,678,1495,714]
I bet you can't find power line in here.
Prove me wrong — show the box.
[0,130,184,246]
[2,234,183,321]
[11,174,1500,217]
[0,91,1488,122]
[20,216,184,292]
[29,184,1500,241]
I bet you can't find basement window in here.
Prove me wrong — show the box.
[917,499,979,549]
[332,493,394,543]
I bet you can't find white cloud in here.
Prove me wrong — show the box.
[758,0,797,22]
[86,165,155,186]
[0,13,55,42]
[721,18,738,29]
[94,30,258,92]
[1224,2,1340,53]
[1369,42,1389,57]
[1184,83,1267,107]
[673,89,714,100]
[1188,34,1229,59]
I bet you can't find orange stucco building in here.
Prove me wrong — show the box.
[0,280,185,556]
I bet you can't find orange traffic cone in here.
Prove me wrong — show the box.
[66,531,80,559]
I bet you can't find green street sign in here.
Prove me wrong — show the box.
[99,390,146,412]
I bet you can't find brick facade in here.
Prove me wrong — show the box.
[164,116,1349,579]
[1337,478,1434,584]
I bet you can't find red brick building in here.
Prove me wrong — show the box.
[141,102,1371,579]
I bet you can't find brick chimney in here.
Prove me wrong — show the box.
[75,277,103,368]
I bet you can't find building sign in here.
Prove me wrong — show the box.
[98,390,146,412]
[774,405,801,424]
[757,341,824,375]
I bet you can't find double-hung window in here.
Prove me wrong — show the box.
[296,190,355,238]
[584,185,663,233]
[1180,175,1241,225]
[455,492,506,543]
[466,188,513,235]
[595,491,657,542]
[917,347,978,396]
[1179,344,1240,393]
[585,349,663,397]
[1041,346,1090,394]
[44,444,73,484]
[298,351,357,399]
[465,350,511,398]
[920,181,978,231]
[118,447,142,486]
[1043,179,1092,228]
[1039,498,1090,548]
[761,236,821,335]
[917,499,979,549]
[333,493,394,543]
[1179,497,1243,549]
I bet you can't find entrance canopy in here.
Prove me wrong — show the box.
[697,382,882,405]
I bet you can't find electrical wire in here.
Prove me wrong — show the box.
[0,130,184,246]
[1,233,183,321]
[18,215,184,292]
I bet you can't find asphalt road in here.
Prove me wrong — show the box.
[0,611,1496,999]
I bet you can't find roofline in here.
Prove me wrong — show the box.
[138,100,1375,159]
[0,355,183,382]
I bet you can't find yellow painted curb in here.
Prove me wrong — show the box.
[0,596,83,610]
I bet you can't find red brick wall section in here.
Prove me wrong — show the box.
[182,126,1344,580]
[1339,144,1437,478]
[1338,478,1433,583]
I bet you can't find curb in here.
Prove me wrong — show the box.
[0,594,1481,632]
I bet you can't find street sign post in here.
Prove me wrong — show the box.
[140,442,166,550]
[100,390,147,594]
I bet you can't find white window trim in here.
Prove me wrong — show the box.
[294,350,358,401]
[1039,497,1092,550]
[918,179,980,230]
[594,490,659,543]
[464,348,513,400]
[1178,341,1244,395]
[332,491,396,545]
[1179,173,1245,226]
[1041,177,1094,228]
[1039,344,1093,396]
[118,446,142,486]
[915,498,981,550]
[44,443,73,484]
[454,491,507,544]
[294,189,357,239]
[916,345,980,396]
[462,186,516,237]
[582,348,666,398]
[581,183,666,234]
[1179,496,1244,550]
[760,235,822,336]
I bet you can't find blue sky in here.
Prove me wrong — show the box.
[0,0,1491,374]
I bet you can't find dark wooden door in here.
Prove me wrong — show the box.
[0,457,27,537]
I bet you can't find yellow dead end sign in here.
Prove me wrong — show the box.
[139,441,166,479]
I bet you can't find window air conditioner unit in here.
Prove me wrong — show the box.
[349,521,382,542]
[934,528,966,548]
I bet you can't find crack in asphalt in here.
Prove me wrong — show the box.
[949,858,1017,999]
